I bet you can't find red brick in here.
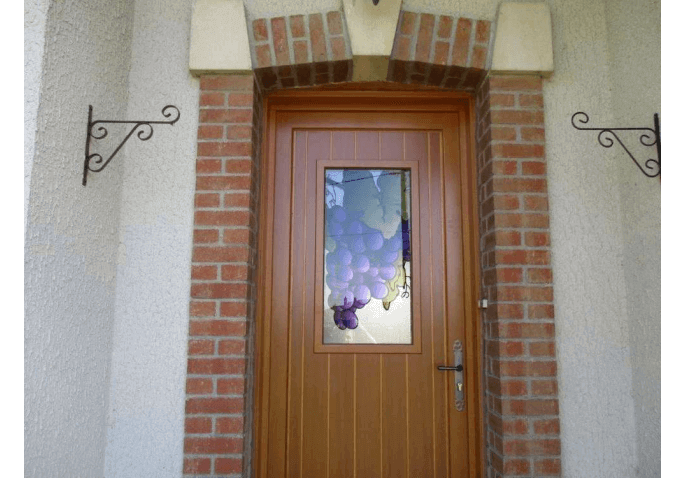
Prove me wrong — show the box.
[271,17,289,65]
[222,265,250,281]
[184,437,243,454]
[493,194,519,210]
[191,265,218,280]
[226,126,252,140]
[196,159,222,174]
[452,18,472,66]
[528,304,555,319]
[522,161,547,175]
[490,93,515,107]
[293,40,308,63]
[504,458,530,475]
[416,14,435,63]
[188,339,215,355]
[491,126,517,141]
[185,416,212,434]
[491,110,544,125]
[197,142,252,157]
[330,37,346,61]
[224,192,251,208]
[395,36,412,62]
[191,283,249,299]
[534,458,561,475]
[502,398,558,415]
[198,125,223,140]
[531,379,558,396]
[521,127,546,142]
[519,94,543,108]
[494,213,549,229]
[187,357,246,375]
[217,378,246,395]
[528,267,553,283]
[194,211,251,227]
[216,416,244,433]
[218,339,246,355]
[471,45,487,69]
[189,301,216,317]
[533,418,560,435]
[223,228,250,245]
[504,439,560,456]
[200,92,225,107]
[200,75,253,91]
[253,19,268,41]
[199,109,253,124]
[489,76,542,91]
[193,228,219,243]
[184,458,211,474]
[497,286,553,302]
[189,320,247,337]
[400,11,416,35]
[493,160,518,175]
[224,159,252,174]
[523,196,548,211]
[529,342,555,358]
[495,250,550,266]
[437,15,453,38]
[498,322,555,339]
[475,20,491,43]
[220,301,248,317]
[228,93,253,107]
[215,458,242,474]
[503,418,529,434]
[290,15,305,38]
[495,230,521,246]
[255,44,271,68]
[492,177,547,193]
[327,11,343,35]
[493,304,524,319]
[195,192,221,208]
[493,144,545,158]
[309,14,327,62]
[195,176,251,191]
[434,41,450,65]
[186,377,213,395]
[193,245,249,263]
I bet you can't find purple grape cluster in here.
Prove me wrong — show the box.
[325,204,406,330]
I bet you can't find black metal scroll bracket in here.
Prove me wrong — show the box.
[571,112,661,178]
[83,104,180,186]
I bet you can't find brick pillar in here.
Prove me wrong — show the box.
[476,75,561,477]
[183,74,262,477]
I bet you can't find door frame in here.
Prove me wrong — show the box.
[253,89,485,477]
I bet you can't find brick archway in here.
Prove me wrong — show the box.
[184,9,560,478]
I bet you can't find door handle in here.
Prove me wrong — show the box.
[436,340,465,411]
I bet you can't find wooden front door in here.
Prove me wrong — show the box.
[255,92,482,478]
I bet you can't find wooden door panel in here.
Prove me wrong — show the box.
[258,98,481,478]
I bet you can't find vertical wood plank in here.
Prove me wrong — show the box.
[405,131,443,477]
[286,130,307,477]
[355,354,382,478]
[301,131,333,478]
[329,354,356,478]
[381,354,408,478]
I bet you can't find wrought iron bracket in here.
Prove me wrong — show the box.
[83,104,180,186]
[571,112,660,178]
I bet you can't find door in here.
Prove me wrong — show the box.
[255,92,482,478]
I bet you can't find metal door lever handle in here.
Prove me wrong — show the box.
[437,365,463,372]
[438,340,465,411]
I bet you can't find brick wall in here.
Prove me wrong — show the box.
[476,76,561,477]
[249,9,352,91]
[184,74,262,477]
[388,11,494,89]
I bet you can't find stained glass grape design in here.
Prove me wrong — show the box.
[324,169,412,331]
